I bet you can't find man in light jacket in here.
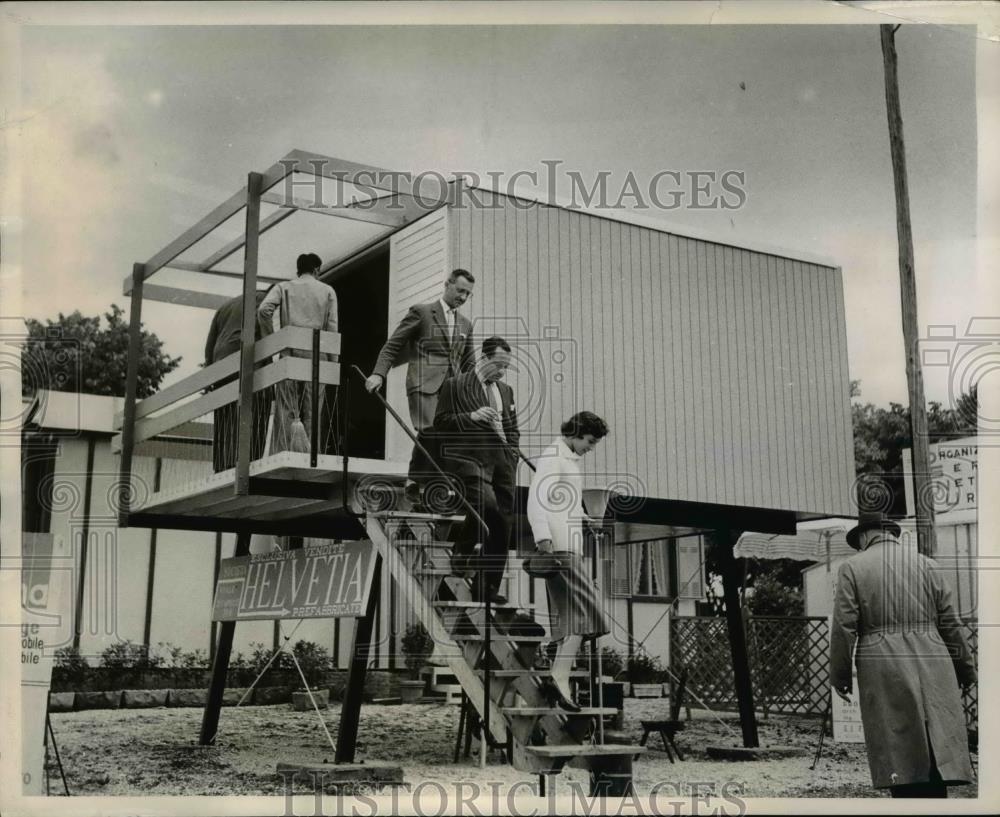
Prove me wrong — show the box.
[258,252,338,453]
[830,509,976,798]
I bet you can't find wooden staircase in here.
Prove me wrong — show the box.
[364,509,645,795]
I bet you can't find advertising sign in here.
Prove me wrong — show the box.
[212,540,377,621]
[21,532,73,794]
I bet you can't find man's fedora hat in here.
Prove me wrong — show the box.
[846,509,901,550]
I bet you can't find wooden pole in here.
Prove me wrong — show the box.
[118,262,146,526]
[199,531,252,745]
[235,172,263,496]
[335,554,382,763]
[718,529,759,747]
[880,24,937,556]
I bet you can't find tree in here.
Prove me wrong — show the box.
[850,379,977,515]
[22,305,181,399]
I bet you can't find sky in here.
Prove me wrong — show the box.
[5,4,997,410]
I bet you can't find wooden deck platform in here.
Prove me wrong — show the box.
[128,452,409,530]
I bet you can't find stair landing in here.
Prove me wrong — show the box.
[128,452,408,524]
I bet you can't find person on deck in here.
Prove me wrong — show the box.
[258,252,338,454]
[204,286,273,472]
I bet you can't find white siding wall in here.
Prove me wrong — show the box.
[449,191,854,517]
[384,207,450,462]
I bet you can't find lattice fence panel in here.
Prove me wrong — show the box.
[671,616,978,723]
[962,620,978,731]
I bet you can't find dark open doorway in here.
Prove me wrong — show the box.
[327,246,389,459]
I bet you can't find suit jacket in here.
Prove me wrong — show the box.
[205,291,271,366]
[434,370,519,478]
[372,301,475,395]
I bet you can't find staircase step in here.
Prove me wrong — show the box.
[392,540,455,549]
[479,669,589,678]
[432,600,520,612]
[502,707,618,717]
[524,744,647,758]
[452,634,548,643]
[373,510,464,522]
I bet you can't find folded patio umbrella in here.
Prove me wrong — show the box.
[734,524,856,562]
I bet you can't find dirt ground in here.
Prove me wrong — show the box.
[46,699,977,800]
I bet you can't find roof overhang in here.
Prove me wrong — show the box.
[123,149,455,308]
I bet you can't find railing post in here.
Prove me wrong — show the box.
[310,328,320,467]
[118,262,146,526]
[235,172,263,496]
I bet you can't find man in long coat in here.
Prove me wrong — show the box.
[830,510,976,797]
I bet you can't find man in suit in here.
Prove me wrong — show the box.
[365,268,476,505]
[434,336,519,605]
[204,287,274,472]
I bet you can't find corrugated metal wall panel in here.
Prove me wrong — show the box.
[448,191,853,516]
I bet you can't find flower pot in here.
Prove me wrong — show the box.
[292,688,329,711]
[631,683,662,699]
[399,679,425,704]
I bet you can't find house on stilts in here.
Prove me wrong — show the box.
[101,149,855,791]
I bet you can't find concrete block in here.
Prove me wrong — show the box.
[167,688,209,707]
[253,686,291,705]
[75,690,122,710]
[47,692,75,712]
[122,689,169,708]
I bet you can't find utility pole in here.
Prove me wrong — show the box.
[880,24,937,557]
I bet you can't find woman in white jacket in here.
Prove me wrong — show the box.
[526,411,611,709]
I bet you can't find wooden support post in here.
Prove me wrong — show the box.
[71,438,96,651]
[235,172,264,496]
[335,553,382,763]
[199,531,252,745]
[310,329,320,467]
[718,529,759,747]
[118,262,146,526]
[880,24,937,556]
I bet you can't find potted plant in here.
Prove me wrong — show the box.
[400,624,434,703]
[290,641,331,710]
[627,651,663,698]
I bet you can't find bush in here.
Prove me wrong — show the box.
[290,640,331,689]
[626,650,664,684]
[99,640,161,670]
[747,573,804,617]
[53,646,90,682]
[401,624,434,680]
[600,647,625,680]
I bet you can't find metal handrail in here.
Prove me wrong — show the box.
[350,364,497,766]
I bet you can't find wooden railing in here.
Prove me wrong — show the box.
[112,326,340,452]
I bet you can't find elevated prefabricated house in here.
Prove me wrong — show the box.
[105,150,854,779]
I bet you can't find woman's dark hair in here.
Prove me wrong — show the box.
[561,411,609,440]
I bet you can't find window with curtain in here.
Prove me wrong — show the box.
[630,539,671,599]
